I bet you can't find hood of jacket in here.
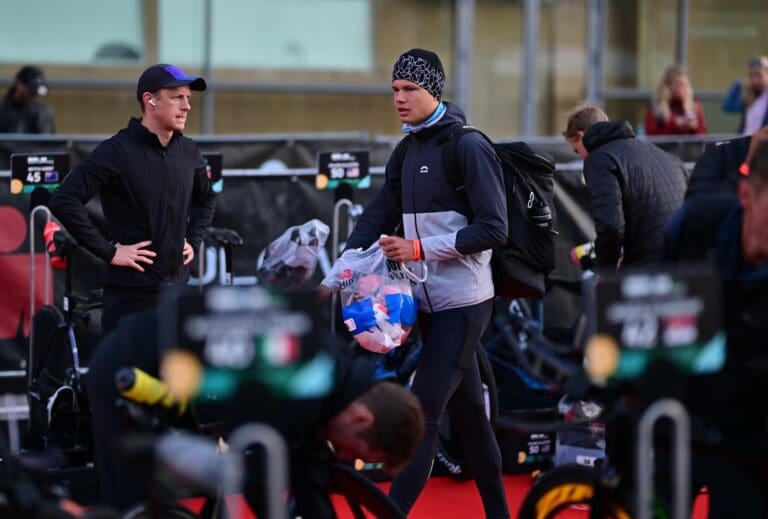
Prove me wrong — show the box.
[584,120,636,153]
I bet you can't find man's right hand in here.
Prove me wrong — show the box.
[110,241,156,272]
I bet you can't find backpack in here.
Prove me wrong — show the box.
[393,123,557,297]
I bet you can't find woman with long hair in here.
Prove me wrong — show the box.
[645,65,707,135]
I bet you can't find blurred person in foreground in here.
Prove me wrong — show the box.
[0,65,56,133]
[562,103,688,269]
[664,138,768,518]
[320,48,510,518]
[645,64,707,135]
[722,55,768,135]
[86,302,424,517]
[49,64,215,335]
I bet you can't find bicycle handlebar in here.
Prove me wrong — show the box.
[115,367,188,417]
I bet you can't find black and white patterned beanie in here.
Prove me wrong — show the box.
[392,48,445,101]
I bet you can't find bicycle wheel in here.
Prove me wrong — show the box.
[328,462,405,519]
[517,464,630,519]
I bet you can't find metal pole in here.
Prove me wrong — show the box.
[28,205,52,389]
[225,423,289,519]
[676,0,690,67]
[454,0,476,118]
[521,0,540,137]
[635,398,691,519]
[201,0,214,134]
[586,0,605,106]
[198,241,205,293]
[330,199,353,333]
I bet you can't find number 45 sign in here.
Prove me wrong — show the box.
[10,152,70,195]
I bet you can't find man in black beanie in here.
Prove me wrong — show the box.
[0,65,56,133]
[320,48,510,517]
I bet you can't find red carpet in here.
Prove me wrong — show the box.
[335,474,710,519]
[182,473,710,517]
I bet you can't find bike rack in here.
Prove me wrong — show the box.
[28,204,53,389]
[635,398,691,519]
[225,422,289,519]
[197,241,205,293]
[329,198,362,333]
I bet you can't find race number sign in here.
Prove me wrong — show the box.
[316,150,370,190]
[585,262,725,384]
[157,286,332,400]
[10,152,70,195]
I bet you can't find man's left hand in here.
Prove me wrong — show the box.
[182,240,194,265]
[379,235,419,262]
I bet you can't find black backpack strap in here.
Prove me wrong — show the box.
[390,134,414,215]
[439,124,497,189]
[394,124,494,194]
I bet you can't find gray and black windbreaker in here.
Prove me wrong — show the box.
[342,102,507,313]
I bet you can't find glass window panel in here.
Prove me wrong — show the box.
[0,0,143,65]
[159,0,373,71]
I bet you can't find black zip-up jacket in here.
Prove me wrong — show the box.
[583,120,688,267]
[50,117,216,288]
[335,102,507,312]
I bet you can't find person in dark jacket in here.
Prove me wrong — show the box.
[664,138,768,518]
[0,65,56,133]
[87,302,424,515]
[562,103,688,268]
[320,48,510,518]
[686,124,768,199]
[50,64,216,334]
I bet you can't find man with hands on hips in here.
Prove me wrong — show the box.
[50,64,215,335]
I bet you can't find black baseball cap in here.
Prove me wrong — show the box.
[17,65,48,96]
[136,64,206,102]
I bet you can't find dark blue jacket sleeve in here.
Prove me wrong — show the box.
[453,132,508,255]
[344,151,403,251]
[722,81,745,113]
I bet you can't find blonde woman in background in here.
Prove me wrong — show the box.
[645,64,707,135]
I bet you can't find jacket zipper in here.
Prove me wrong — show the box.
[410,140,434,313]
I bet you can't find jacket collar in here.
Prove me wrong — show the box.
[411,101,467,141]
[127,117,182,149]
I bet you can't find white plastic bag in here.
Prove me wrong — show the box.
[257,219,330,289]
[325,241,426,353]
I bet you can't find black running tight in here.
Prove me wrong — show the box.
[389,299,509,518]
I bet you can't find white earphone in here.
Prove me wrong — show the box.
[148,98,156,107]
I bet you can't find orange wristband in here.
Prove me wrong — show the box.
[412,239,422,260]
[739,162,750,176]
